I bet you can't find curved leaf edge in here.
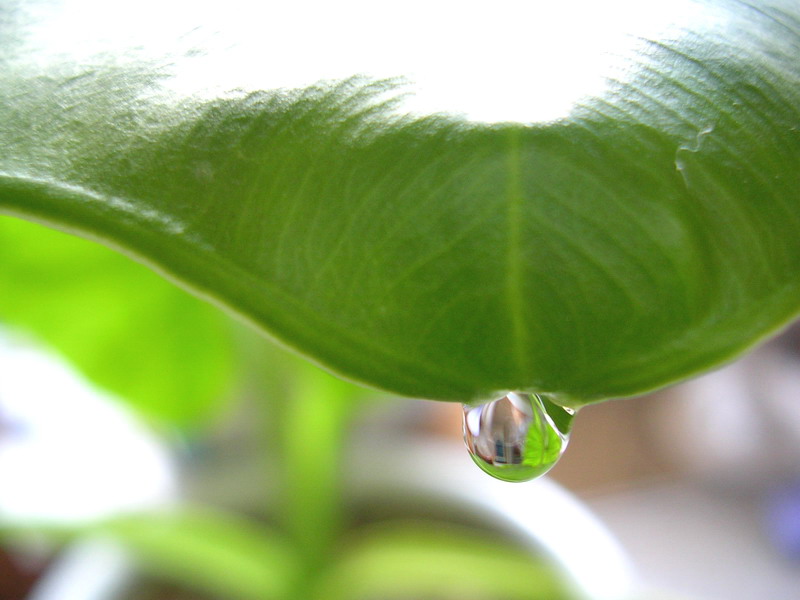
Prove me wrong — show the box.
[4,172,799,407]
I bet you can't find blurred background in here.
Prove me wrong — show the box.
[458,322,800,599]
[1,215,800,599]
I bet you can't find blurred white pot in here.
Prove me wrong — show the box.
[347,437,637,600]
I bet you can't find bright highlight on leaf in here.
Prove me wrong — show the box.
[1,0,799,406]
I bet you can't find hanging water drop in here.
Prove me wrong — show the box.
[462,392,573,482]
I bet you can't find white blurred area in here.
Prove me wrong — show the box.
[652,343,800,487]
[0,327,177,525]
[0,328,178,599]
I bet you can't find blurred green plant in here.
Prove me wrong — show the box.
[0,216,237,425]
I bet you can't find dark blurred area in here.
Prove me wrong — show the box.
[0,548,44,600]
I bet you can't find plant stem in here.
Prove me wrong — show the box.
[278,362,363,600]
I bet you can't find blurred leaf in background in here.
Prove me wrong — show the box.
[0,216,238,427]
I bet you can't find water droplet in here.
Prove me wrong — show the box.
[462,392,572,482]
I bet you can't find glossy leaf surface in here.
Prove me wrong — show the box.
[1,0,799,405]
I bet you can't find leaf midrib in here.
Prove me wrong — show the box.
[505,128,529,378]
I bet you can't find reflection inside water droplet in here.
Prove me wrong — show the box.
[462,392,572,482]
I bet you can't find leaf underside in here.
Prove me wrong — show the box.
[1,0,799,406]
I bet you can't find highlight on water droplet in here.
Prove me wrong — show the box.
[462,392,573,482]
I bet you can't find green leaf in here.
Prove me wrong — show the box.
[0,216,237,426]
[310,521,573,600]
[96,509,298,600]
[1,1,799,405]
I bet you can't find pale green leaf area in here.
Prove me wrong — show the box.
[1,1,799,406]
[311,521,571,600]
[99,510,300,600]
[0,215,237,425]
